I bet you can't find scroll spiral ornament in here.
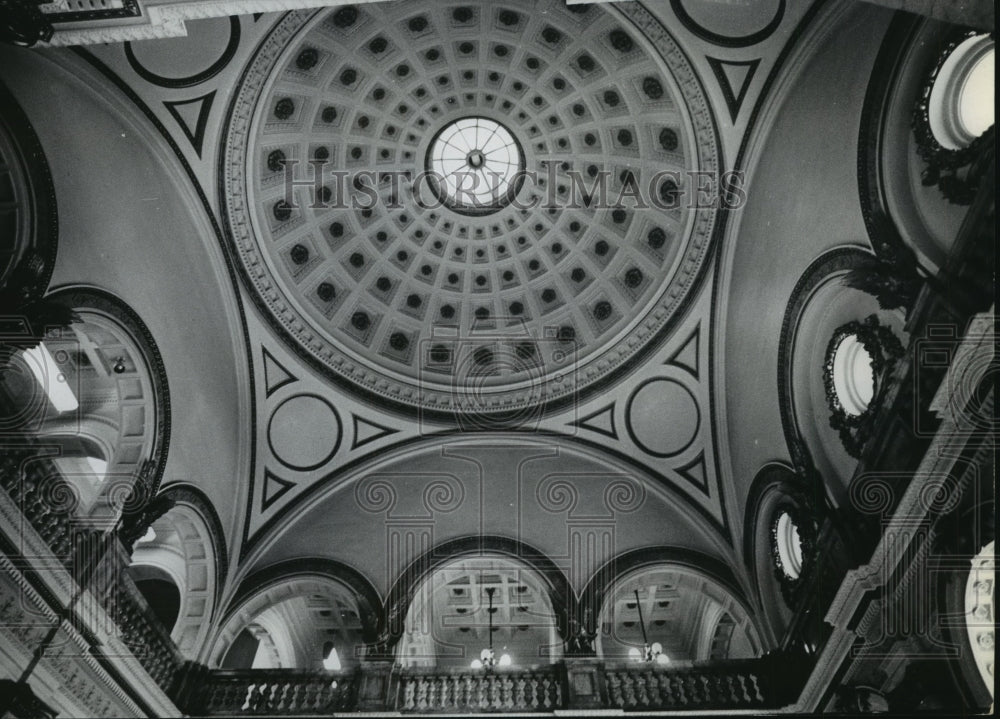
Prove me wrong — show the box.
[355,477,398,513]
[917,472,963,515]
[37,473,81,516]
[849,474,896,516]
[536,476,579,514]
[603,478,645,513]
[422,477,465,513]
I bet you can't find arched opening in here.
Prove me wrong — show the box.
[596,565,762,663]
[128,492,220,660]
[0,288,168,519]
[211,577,367,671]
[128,564,181,632]
[397,555,562,670]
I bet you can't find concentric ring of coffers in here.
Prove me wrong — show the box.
[222,0,720,415]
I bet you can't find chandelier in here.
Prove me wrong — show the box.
[627,589,670,665]
[470,587,512,670]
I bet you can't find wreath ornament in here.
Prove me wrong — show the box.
[822,315,905,458]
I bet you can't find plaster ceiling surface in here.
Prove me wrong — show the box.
[5,0,830,593]
[713,3,895,514]
[250,435,729,596]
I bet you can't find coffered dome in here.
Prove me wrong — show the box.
[223,0,719,416]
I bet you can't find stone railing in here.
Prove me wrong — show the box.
[183,657,808,715]
[0,445,75,558]
[603,660,778,711]
[192,670,357,716]
[0,442,184,696]
[396,665,565,713]
[103,555,185,692]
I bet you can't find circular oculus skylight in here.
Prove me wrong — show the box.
[222,0,720,415]
[428,117,523,214]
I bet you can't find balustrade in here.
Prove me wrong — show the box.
[0,443,184,695]
[397,665,564,713]
[603,660,773,711]
[194,670,356,716]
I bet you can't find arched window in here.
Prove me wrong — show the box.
[0,288,168,518]
[397,556,562,670]
[596,565,761,663]
[211,577,366,671]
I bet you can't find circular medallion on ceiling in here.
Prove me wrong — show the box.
[222,0,719,416]
[626,378,699,457]
[267,394,342,471]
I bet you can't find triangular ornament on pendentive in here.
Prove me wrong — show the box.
[570,402,617,440]
[665,325,700,379]
[351,414,398,450]
[261,469,296,512]
[262,347,297,397]
[163,91,216,157]
[706,57,759,123]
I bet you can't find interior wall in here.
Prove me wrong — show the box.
[0,46,249,560]
[717,4,895,513]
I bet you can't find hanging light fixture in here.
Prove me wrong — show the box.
[630,589,669,665]
[470,586,512,670]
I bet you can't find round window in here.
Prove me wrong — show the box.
[965,540,995,697]
[928,34,995,151]
[426,116,524,214]
[831,334,875,417]
[774,511,804,580]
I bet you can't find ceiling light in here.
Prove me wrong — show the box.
[323,646,342,671]
[23,344,79,413]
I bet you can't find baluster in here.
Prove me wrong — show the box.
[514,675,526,709]
[605,672,620,707]
[476,676,489,709]
[638,671,652,706]
[698,674,711,705]
[686,675,702,705]
[625,672,639,707]
[747,672,764,703]
[647,670,661,706]
[416,677,429,711]
[484,674,495,709]
[402,677,416,711]
[721,674,739,705]
[497,674,510,710]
